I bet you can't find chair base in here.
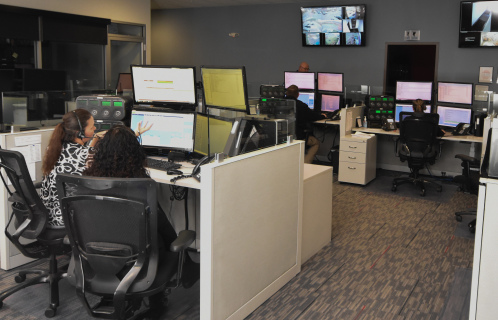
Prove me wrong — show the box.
[392,174,442,197]
[0,253,66,318]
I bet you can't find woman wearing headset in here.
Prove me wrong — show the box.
[41,109,102,227]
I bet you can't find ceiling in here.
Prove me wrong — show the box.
[150,0,308,10]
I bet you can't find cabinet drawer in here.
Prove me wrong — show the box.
[339,151,365,164]
[340,140,367,153]
[338,161,367,184]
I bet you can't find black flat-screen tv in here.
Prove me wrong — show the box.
[301,5,366,47]
[459,1,498,47]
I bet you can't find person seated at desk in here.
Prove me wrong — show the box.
[412,99,445,137]
[298,61,310,72]
[286,85,327,163]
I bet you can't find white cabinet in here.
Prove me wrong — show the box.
[338,134,377,185]
[469,178,498,320]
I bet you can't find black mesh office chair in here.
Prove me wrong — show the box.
[454,154,480,232]
[0,149,69,317]
[392,112,443,196]
[56,174,195,320]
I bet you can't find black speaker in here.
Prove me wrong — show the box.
[365,95,395,128]
[76,95,133,121]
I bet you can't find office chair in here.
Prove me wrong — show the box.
[56,174,195,320]
[454,154,480,232]
[0,149,69,318]
[392,112,443,196]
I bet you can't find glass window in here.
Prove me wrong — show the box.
[42,41,105,90]
[0,37,35,69]
[108,23,143,37]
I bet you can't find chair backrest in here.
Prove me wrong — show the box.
[398,112,440,165]
[0,148,47,239]
[56,174,159,295]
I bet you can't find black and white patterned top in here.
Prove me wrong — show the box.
[41,142,89,227]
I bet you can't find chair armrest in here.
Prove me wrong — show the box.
[170,230,196,252]
[455,154,479,166]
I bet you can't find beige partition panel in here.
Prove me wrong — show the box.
[200,142,304,320]
[0,129,55,270]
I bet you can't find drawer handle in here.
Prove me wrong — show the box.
[348,146,357,149]
[348,156,356,159]
[348,167,356,170]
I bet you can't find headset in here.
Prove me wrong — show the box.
[73,110,89,139]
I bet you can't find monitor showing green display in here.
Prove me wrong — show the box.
[194,113,235,156]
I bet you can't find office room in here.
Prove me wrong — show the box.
[0,0,497,319]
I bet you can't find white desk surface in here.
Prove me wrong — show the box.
[352,127,483,143]
[314,119,341,126]
[147,161,201,189]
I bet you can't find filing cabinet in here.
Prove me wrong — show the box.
[338,134,377,185]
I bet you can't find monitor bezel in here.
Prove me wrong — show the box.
[319,93,343,112]
[394,103,432,122]
[200,65,250,114]
[436,104,473,128]
[130,106,197,153]
[297,91,316,109]
[284,71,316,90]
[130,64,198,108]
[317,72,344,93]
[395,80,434,102]
[437,81,474,105]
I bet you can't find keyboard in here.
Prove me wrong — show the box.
[147,158,182,172]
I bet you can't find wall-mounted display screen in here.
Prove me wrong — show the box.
[320,93,341,112]
[460,1,498,47]
[284,71,315,90]
[301,5,366,46]
[437,81,473,105]
[297,91,315,109]
[437,105,473,127]
[396,81,433,101]
[317,72,344,93]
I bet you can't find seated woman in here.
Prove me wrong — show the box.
[412,99,445,137]
[42,109,103,227]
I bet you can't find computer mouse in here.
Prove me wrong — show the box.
[167,169,183,175]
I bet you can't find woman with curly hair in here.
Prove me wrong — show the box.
[42,109,104,227]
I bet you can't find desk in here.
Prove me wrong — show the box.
[150,142,305,320]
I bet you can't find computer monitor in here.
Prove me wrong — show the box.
[436,105,473,127]
[395,104,431,122]
[437,81,473,105]
[317,72,344,93]
[130,65,197,108]
[297,91,315,109]
[130,107,195,152]
[201,66,250,113]
[284,71,315,90]
[320,93,341,112]
[116,73,132,93]
[395,81,433,101]
[194,113,234,156]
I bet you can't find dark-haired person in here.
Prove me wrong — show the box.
[412,99,445,137]
[286,84,326,163]
[41,109,104,227]
[84,125,199,313]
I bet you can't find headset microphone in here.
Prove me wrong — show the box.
[72,111,92,139]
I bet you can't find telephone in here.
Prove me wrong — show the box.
[382,118,396,131]
[453,122,471,136]
[327,109,340,120]
[191,155,214,181]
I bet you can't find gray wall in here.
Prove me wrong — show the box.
[151,0,498,98]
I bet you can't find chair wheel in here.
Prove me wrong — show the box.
[456,215,463,222]
[469,226,476,233]
[45,306,56,318]
[420,188,426,197]
[15,274,26,283]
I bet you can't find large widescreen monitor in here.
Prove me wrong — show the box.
[131,65,197,108]
[320,93,341,112]
[130,107,195,152]
[395,104,431,122]
[297,91,315,109]
[301,5,366,46]
[194,113,234,156]
[436,105,473,127]
[459,1,498,47]
[396,81,433,101]
[437,81,473,105]
[284,71,315,90]
[201,66,249,113]
[317,72,344,93]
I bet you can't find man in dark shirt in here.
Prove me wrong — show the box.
[286,85,326,163]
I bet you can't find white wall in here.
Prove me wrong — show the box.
[0,0,151,62]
